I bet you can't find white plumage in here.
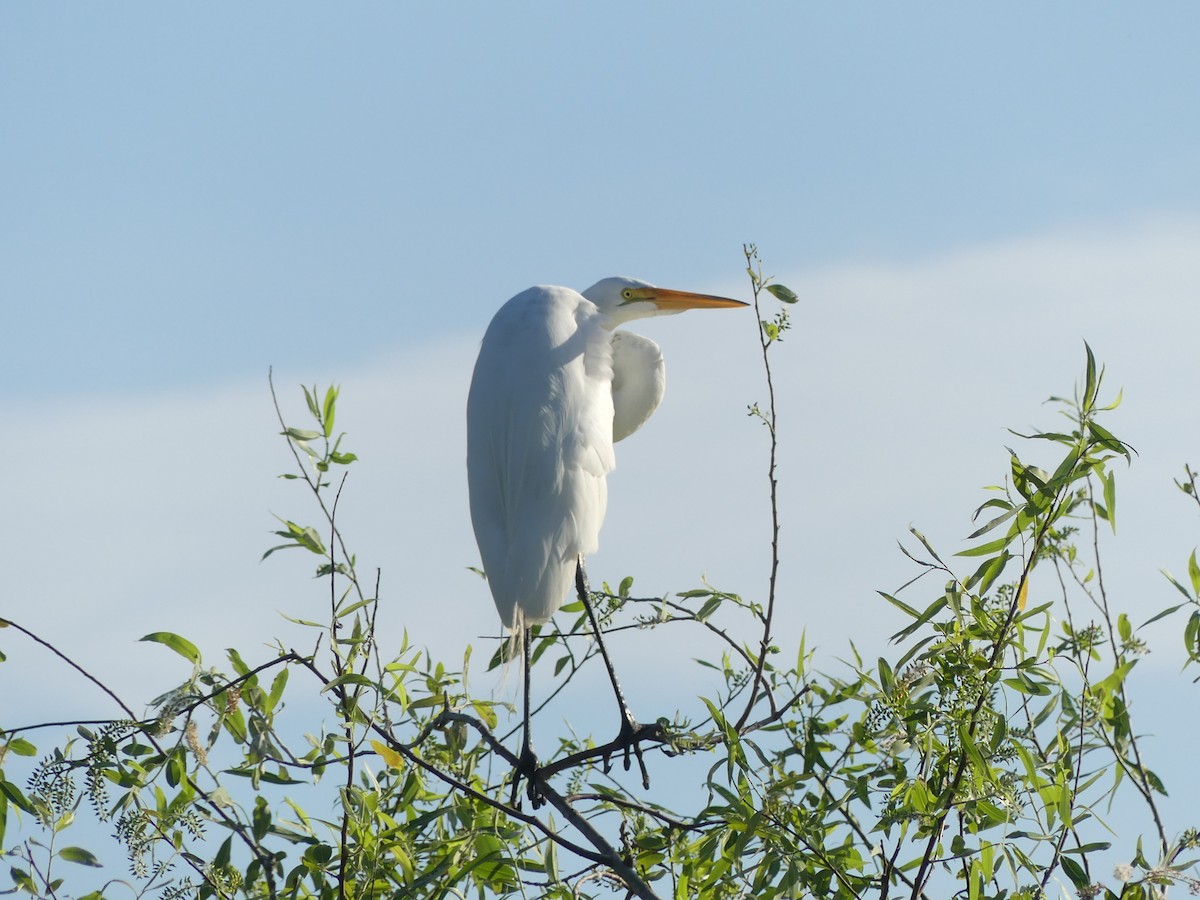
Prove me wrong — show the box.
[467,277,745,631]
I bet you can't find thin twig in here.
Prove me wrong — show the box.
[736,244,783,731]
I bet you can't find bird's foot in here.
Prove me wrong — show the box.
[510,741,546,810]
[602,714,666,790]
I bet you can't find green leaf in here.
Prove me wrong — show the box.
[0,779,36,814]
[1186,612,1200,665]
[1059,854,1090,890]
[765,283,799,304]
[59,847,102,867]
[966,506,1019,540]
[267,669,289,712]
[1087,420,1130,461]
[878,592,918,618]
[877,657,894,696]
[965,551,1011,595]
[955,537,1010,558]
[1081,341,1098,413]
[1189,550,1200,597]
[284,427,322,442]
[908,526,946,565]
[1161,567,1196,601]
[140,632,201,665]
[322,385,338,436]
[264,518,328,559]
[888,596,948,643]
[1102,469,1117,534]
[302,384,320,420]
[696,595,723,621]
[1140,601,1189,628]
[1092,660,1136,698]
[9,866,36,893]
[4,738,37,757]
[321,673,375,693]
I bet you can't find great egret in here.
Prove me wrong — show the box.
[466,276,746,802]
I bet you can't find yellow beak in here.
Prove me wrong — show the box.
[624,286,748,310]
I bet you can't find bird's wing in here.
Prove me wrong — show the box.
[610,330,666,442]
[467,286,616,628]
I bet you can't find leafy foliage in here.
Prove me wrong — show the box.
[1,261,1197,899]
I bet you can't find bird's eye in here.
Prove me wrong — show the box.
[621,289,634,300]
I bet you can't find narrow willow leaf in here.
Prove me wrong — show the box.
[908,527,946,564]
[1016,577,1029,611]
[59,847,102,867]
[966,506,1020,540]
[336,598,373,619]
[140,632,201,665]
[1003,676,1049,696]
[1186,613,1200,666]
[896,542,933,568]
[5,738,36,757]
[1160,568,1195,601]
[1046,445,1082,491]
[1008,429,1077,444]
[964,554,1012,595]
[1141,601,1190,628]
[322,385,338,436]
[878,657,894,696]
[1103,469,1117,534]
[765,283,799,304]
[302,384,320,419]
[321,673,375,692]
[227,647,251,677]
[696,596,723,621]
[284,427,322,442]
[958,725,992,781]
[878,591,918,618]
[956,537,1011,558]
[1092,660,1136,698]
[370,739,405,770]
[1082,341,1098,413]
[1098,385,1124,411]
[267,669,289,712]
[889,596,948,643]
[1087,420,1131,460]
[1189,550,1200,596]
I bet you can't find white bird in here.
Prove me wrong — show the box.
[466,276,746,802]
[467,277,746,632]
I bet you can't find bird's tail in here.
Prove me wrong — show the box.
[492,609,526,693]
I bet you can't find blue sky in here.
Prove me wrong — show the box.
[6,4,1200,396]
[4,4,1200,894]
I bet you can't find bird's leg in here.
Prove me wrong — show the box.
[575,556,664,789]
[510,626,545,809]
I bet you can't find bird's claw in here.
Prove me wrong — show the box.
[510,743,546,810]
[602,716,665,790]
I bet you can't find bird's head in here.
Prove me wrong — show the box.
[582,276,747,326]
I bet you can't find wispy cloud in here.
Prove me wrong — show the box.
[6,218,1199,727]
